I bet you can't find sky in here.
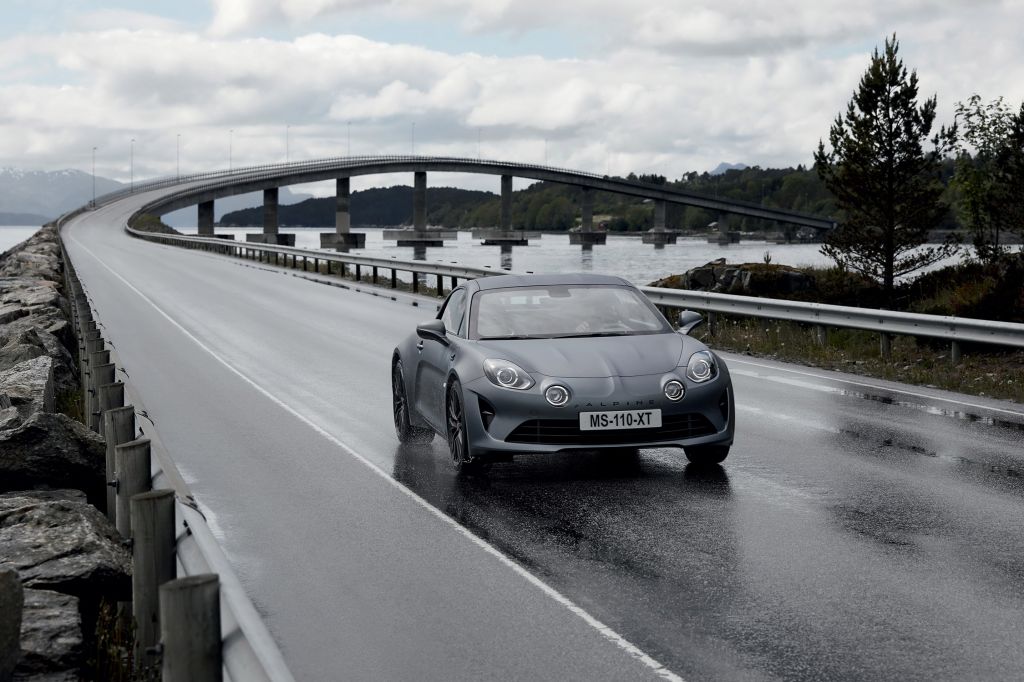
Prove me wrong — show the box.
[2,0,1023,194]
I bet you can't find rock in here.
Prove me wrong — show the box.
[0,491,131,601]
[1,567,23,682]
[0,407,19,431]
[12,589,82,681]
[0,356,55,424]
[0,412,105,506]
[0,304,27,326]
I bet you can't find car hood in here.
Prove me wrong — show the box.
[478,333,685,378]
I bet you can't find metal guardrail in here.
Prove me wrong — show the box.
[57,214,296,682]
[126,227,1024,357]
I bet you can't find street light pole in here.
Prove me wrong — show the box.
[176,134,180,180]
[130,138,135,193]
[411,122,415,155]
[91,146,97,208]
[347,121,351,157]
[286,124,291,163]
[229,129,233,171]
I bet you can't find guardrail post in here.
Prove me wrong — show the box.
[413,272,420,294]
[880,333,892,359]
[391,269,397,289]
[372,266,379,284]
[96,381,124,433]
[814,324,828,347]
[707,312,717,337]
[160,575,222,682]
[89,363,116,431]
[355,264,362,282]
[951,340,962,365]
[131,489,176,673]
[114,438,152,538]
[103,406,136,523]
[437,274,444,296]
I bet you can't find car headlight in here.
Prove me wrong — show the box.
[545,385,571,406]
[483,359,535,390]
[685,351,718,383]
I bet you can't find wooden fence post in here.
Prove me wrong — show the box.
[160,575,222,682]
[131,489,176,673]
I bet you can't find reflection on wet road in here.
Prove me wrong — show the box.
[65,199,1024,681]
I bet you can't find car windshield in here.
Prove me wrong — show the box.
[471,285,672,340]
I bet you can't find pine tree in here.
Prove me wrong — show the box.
[814,35,957,303]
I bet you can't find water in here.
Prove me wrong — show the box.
[0,225,41,254]
[203,227,836,285]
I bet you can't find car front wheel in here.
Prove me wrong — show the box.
[684,444,729,466]
[446,379,484,473]
[393,359,433,444]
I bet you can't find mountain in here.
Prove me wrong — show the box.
[0,168,124,220]
[0,211,50,226]
[709,162,749,175]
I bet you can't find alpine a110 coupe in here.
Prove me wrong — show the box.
[391,273,735,471]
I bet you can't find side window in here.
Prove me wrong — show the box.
[440,289,467,337]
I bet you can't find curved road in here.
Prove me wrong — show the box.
[64,193,1024,681]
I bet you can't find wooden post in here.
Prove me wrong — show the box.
[131,489,176,672]
[880,333,892,360]
[86,351,110,432]
[707,312,718,337]
[160,575,222,682]
[815,324,828,347]
[103,406,136,523]
[951,340,962,365]
[96,382,124,434]
[114,438,151,538]
[90,363,116,432]
[436,274,444,296]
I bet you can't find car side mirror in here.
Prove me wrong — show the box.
[417,319,449,345]
[677,310,704,335]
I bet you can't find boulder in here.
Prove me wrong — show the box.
[0,490,130,601]
[12,589,82,681]
[1,567,23,682]
[650,260,816,298]
[0,413,105,506]
[0,354,54,418]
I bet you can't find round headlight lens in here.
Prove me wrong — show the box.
[483,359,535,390]
[686,351,717,383]
[545,385,571,406]
[663,380,685,401]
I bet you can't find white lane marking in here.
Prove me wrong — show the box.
[68,235,683,682]
[728,356,1024,419]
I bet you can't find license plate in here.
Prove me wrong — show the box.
[579,409,662,431]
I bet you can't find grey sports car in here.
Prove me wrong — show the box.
[391,273,735,471]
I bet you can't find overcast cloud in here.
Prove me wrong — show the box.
[2,0,1022,193]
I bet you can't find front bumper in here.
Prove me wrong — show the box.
[461,364,735,457]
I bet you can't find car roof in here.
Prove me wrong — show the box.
[470,272,633,291]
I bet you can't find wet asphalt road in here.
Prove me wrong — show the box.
[64,197,1024,681]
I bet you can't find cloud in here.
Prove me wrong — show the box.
[1,1,1022,187]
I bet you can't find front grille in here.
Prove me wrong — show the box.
[506,413,716,445]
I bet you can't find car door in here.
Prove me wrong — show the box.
[414,288,466,430]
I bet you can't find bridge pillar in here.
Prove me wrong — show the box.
[263,188,278,235]
[320,177,365,251]
[245,187,295,245]
[568,186,606,248]
[198,201,214,236]
[500,175,513,231]
[641,199,677,247]
[383,170,455,247]
[473,174,531,249]
[413,171,427,232]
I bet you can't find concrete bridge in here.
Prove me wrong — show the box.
[121,155,837,251]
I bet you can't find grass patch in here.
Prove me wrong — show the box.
[693,316,1024,403]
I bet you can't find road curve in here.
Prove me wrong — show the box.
[64,195,1024,681]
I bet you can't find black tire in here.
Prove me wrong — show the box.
[684,444,730,466]
[393,359,433,444]
[446,379,486,473]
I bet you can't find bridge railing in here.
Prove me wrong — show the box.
[126,228,1024,357]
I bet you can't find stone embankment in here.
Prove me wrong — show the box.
[0,226,130,681]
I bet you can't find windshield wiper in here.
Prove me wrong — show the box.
[554,331,632,338]
[478,334,537,340]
